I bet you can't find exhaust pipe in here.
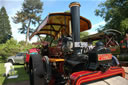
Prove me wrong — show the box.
[69,2,81,53]
[69,2,81,42]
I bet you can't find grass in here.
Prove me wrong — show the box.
[0,56,6,63]
[0,63,5,85]
[3,65,29,84]
[0,56,29,85]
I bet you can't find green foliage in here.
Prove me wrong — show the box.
[13,0,43,43]
[65,10,70,13]
[0,38,21,57]
[80,32,89,41]
[0,7,12,43]
[95,0,128,34]
[0,38,36,59]
[121,18,128,34]
[92,40,98,46]
[45,35,53,42]
[13,0,43,31]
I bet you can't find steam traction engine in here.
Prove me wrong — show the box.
[28,2,127,85]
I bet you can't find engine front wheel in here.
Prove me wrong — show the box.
[29,54,47,85]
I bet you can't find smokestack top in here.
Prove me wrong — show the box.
[69,2,80,8]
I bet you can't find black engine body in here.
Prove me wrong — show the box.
[88,46,112,72]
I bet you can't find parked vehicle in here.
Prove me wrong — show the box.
[7,52,27,64]
[28,2,127,85]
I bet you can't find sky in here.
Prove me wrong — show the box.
[0,0,106,43]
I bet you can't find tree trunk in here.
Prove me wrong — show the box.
[26,27,30,45]
[26,19,31,45]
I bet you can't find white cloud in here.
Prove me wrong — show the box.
[87,30,97,35]
[29,36,38,43]
[92,21,106,28]
[87,21,106,35]
[6,1,24,42]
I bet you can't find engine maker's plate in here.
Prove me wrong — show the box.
[74,42,88,48]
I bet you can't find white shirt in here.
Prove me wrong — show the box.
[4,62,14,70]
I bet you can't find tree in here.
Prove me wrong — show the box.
[95,0,128,35]
[0,7,12,43]
[0,38,20,57]
[80,31,89,41]
[13,0,43,44]
[18,40,36,51]
[0,38,36,59]
[65,10,70,13]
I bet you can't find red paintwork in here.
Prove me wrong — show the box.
[25,48,40,63]
[120,38,128,44]
[48,46,62,57]
[26,54,30,63]
[70,67,125,85]
[29,48,40,53]
[120,40,124,43]
[120,38,128,48]
[110,48,116,52]
[58,62,64,74]
[98,54,112,61]
[48,77,55,85]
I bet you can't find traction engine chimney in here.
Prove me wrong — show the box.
[69,2,81,42]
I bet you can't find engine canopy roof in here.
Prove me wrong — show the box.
[29,12,91,40]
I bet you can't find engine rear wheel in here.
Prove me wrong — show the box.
[29,54,47,85]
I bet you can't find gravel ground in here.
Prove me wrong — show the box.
[122,67,128,79]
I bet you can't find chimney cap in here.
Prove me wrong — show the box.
[69,2,81,8]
